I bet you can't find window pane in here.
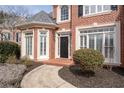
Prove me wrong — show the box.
[97,5,102,12]
[40,32,47,56]
[96,34,103,52]
[40,36,43,55]
[83,36,87,48]
[30,37,32,55]
[26,37,28,55]
[44,37,46,55]
[61,5,69,21]
[85,5,89,15]
[103,5,110,11]
[25,33,33,56]
[80,36,83,47]
[89,34,95,49]
[27,37,29,55]
[109,34,114,58]
[104,33,114,58]
[90,5,96,13]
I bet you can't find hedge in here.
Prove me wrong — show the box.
[0,41,20,63]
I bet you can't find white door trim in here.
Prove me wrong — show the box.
[55,31,71,59]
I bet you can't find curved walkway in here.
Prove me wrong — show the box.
[21,65,76,88]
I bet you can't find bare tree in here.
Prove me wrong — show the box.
[0,6,30,41]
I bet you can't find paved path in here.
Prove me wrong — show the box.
[21,65,76,88]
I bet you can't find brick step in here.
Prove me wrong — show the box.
[41,58,74,66]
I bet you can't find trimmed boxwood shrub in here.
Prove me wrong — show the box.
[0,41,20,63]
[73,48,104,72]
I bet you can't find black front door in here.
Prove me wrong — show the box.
[60,37,68,58]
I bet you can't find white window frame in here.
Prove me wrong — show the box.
[21,30,34,60]
[76,23,121,65]
[55,30,71,59]
[61,5,69,21]
[57,5,70,23]
[37,29,49,61]
[25,32,33,56]
[40,32,47,56]
[80,27,115,62]
[83,5,111,16]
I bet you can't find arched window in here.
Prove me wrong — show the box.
[61,5,69,21]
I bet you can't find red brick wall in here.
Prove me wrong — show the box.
[49,29,55,59]
[58,22,71,30]
[34,28,38,62]
[52,6,57,19]
[53,5,124,65]
[71,5,120,52]
[53,5,71,30]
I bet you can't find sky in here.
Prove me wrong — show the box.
[0,5,52,15]
[24,5,52,14]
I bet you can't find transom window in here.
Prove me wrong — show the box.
[25,32,33,56]
[40,32,47,56]
[80,27,115,61]
[83,5,111,16]
[61,5,69,21]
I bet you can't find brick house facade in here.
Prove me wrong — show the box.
[16,5,124,66]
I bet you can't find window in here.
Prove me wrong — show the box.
[61,5,69,21]
[78,5,83,17]
[16,32,21,42]
[103,5,111,11]
[2,32,11,40]
[80,35,87,48]
[105,33,114,58]
[89,34,95,49]
[96,34,103,52]
[91,5,96,13]
[80,26,115,61]
[84,5,89,15]
[83,5,111,16]
[25,33,33,55]
[40,32,47,56]
[97,5,102,12]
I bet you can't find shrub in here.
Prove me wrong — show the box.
[0,41,20,63]
[6,55,18,64]
[0,54,8,63]
[20,56,33,67]
[73,48,104,72]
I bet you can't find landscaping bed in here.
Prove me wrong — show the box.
[58,65,124,88]
[24,62,43,75]
[0,62,42,88]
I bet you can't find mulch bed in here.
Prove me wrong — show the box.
[24,62,43,75]
[58,65,124,88]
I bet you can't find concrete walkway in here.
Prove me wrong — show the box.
[21,65,76,88]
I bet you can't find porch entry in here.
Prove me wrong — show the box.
[60,37,68,58]
[56,31,71,59]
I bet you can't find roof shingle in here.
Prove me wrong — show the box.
[26,11,56,25]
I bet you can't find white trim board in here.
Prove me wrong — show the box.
[37,29,49,61]
[55,30,71,59]
[21,29,34,60]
